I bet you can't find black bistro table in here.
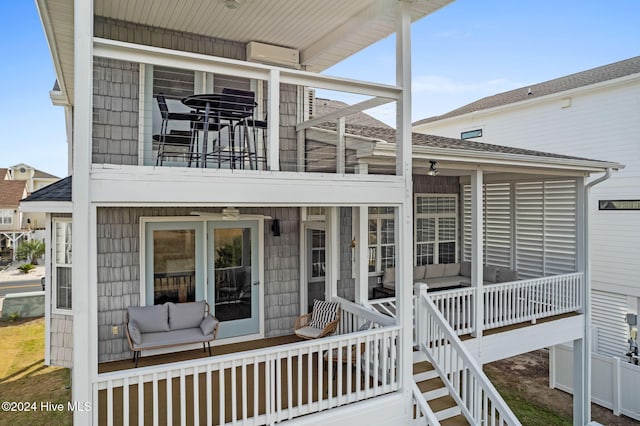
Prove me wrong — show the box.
[181,94,225,168]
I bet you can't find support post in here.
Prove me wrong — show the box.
[337,117,346,174]
[471,168,484,338]
[72,0,95,423]
[354,207,369,303]
[326,207,340,301]
[573,338,587,426]
[267,69,280,171]
[395,1,414,418]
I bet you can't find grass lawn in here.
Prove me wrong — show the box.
[0,318,72,426]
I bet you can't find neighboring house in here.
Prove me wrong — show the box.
[413,56,640,419]
[0,179,28,260]
[25,1,626,424]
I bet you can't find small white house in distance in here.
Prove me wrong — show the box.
[26,0,630,424]
[413,56,640,419]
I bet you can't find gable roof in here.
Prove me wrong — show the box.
[0,168,7,180]
[0,180,28,207]
[414,56,640,126]
[22,176,72,202]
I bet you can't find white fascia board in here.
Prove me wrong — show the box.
[36,0,70,106]
[373,144,623,173]
[20,201,72,214]
[89,165,405,206]
[416,73,640,129]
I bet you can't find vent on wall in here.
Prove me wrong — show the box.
[247,41,300,69]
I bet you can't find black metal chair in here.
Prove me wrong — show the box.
[240,114,267,170]
[155,93,200,166]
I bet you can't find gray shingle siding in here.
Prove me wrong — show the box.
[96,206,300,361]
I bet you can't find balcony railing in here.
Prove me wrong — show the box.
[368,272,584,337]
[94,299,399,424]
[92,38,401,176]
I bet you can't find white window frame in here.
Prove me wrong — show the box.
[414,194,458,265]
[368,207,395,275]
[0,209,13,225]
[52,218,72,314]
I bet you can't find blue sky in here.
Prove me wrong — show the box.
[1,0,639,178]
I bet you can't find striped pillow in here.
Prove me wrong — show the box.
[309,300,339,329]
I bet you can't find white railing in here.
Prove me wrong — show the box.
[429,287,476,336]
[411,382,441,426]
[416,285,521,426]
[337,297,396,335]
[483,273,583,330]
[370,273,584,337]
[94,326,400,425]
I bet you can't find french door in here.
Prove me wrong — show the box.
[207,221,259,339]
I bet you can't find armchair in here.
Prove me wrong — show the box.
[295,299,341,339]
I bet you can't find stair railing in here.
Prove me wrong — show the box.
[416,284,521,426]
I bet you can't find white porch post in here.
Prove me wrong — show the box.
[471,168,484,338]
[354,207,369,304]
[396,1,414,417]
[326,207,340,300]
[72,0,96,423]
[267,69,280,171]
[574,175,591,425]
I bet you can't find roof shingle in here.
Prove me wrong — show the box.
[0,180,28,207]
[414,56,640,126]
[22,176,72,202]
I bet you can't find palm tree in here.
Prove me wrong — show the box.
[16,240,45,265]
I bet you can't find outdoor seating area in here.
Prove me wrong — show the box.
[153,89,267,170]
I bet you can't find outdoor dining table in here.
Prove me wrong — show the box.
[181,94,224,168]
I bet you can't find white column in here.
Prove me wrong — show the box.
[326,207,340,300]
[573,338,587,426]
[396,2,414,417]
[267,69,280,171]
[337,117,346,174]
[354,207,369,303]
[72,0,95,423]
[471,168,484,338]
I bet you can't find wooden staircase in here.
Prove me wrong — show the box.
[413,350,469,425]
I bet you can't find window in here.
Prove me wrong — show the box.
[0,210,13,225]
[53,219,72,311]
[461,129,482,140]
[414,195,458,265]
[309,229,326,281]
[368,207,395,273]
[599,200,640,210]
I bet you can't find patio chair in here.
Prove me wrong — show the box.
[155,93,200,166]
[294,299,341,339]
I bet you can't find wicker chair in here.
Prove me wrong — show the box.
[294,300,341,339]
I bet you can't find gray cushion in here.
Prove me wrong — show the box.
[295,326,324,339]
[136,328,212,349]
[128,304,169,333]
[200,314,219,336]
[309,299,339,329]
[460,261,471,278]
[497,268,518,283]
[382,267,395,284]
[413,265,426,281]
[128,319,142,345]
[425,264,445,278]
[443,263,461,277]
[483,266,498,283]
[168,301,206,330]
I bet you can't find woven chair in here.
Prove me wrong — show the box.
[294,300,341,339]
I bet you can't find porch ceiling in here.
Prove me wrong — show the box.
[37,0,453,105]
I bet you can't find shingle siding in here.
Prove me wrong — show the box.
[96,206,300,361]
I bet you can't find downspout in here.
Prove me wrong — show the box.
[581,168,612,425]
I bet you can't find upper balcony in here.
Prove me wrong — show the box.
[40,0,454,179]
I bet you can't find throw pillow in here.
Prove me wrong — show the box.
[168,301,206,330]
[128,304,169,333]
[200,314,219,336]
[309,299,339,330]
[128,319,142,345]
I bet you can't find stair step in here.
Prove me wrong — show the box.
[413,350,428,363]
[423,386,449,401]
[416,377,444,395]
[413,360,437,381]
[428,394,458,414]
[440,414,470,426]
[435,406,462,422]
[414,369,439,382]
